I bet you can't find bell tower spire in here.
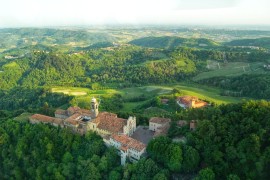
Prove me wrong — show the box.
[91,97,99,118]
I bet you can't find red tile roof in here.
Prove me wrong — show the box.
[177,96,207,108]
[149,117,171,124]
[95,112,126,134]
[52,118,64,125]
[30,114,63,125]
[67,106,81,114]
[177,96,197,106]
[30,114,55,123]
[65,113,81,126]
[111,134,146,152]
[55,109,67,115]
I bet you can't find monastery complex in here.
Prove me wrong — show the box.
[29,97,198,165]
[29,97,168,165]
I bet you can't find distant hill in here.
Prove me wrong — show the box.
[74,41,114,51]
[225,37,270,49]
[0,28,116,50]
[129,36,219,49]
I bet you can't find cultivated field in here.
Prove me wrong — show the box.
[193,61,265,81]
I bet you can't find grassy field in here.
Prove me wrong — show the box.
[13,112,33,122]
[173,84,247,104]
[193,61,265,81]
[51,83,247,113]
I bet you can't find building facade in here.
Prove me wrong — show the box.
[149,117,171,137]
[108,134,146,165]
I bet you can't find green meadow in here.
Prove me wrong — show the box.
[51,83,248,112]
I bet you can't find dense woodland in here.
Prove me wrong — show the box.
[1,100,270,179]
[199,74,270,99]
[0,44,268,90]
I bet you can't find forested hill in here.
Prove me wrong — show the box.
[129,36,219,49]
[225,37,270,49]
[0,28,116,49]
[1,44,269,90]
[198,74,270,99]
[0,46,198,89]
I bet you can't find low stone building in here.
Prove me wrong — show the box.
[149,117,171,137]
[29,114,64,128]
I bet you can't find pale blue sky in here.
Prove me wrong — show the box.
[0,0,270,27]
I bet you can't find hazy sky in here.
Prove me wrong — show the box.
[0,0,270,27]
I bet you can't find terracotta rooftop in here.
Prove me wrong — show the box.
[65,113,81,126]
[30,114,55,123]
[55,109,67,115]
[95,112,126,134]
[111,134,146,152]
[52,118,64,125]
[177,96,207,107]
[178,96,198,105]
[149,117,171,124]
[67,106,81,114]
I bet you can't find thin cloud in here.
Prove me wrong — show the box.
[172,0,239,10]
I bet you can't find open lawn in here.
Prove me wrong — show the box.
[193,61,265,81]
[52,87,90,96]
[173,83,248,104]
[14,112,33,122]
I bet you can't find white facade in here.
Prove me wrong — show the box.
[123,116,136,136]
[109,136,146,165]
[149,122,162,131]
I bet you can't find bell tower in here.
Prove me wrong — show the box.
[91,97,99,118]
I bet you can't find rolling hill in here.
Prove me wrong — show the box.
[0,28,117,50]
[129,36,219,49]
[225,37,270,49]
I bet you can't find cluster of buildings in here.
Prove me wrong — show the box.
[177,96,208,109]
[29,97,172,165]
[29,96,200,165]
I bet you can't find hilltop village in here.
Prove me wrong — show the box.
[29,97,200,165]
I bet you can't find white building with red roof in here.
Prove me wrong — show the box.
[109,134,146,165]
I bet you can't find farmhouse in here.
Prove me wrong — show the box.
[177,96,208,109]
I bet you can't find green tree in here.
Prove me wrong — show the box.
[196,168,215,180]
